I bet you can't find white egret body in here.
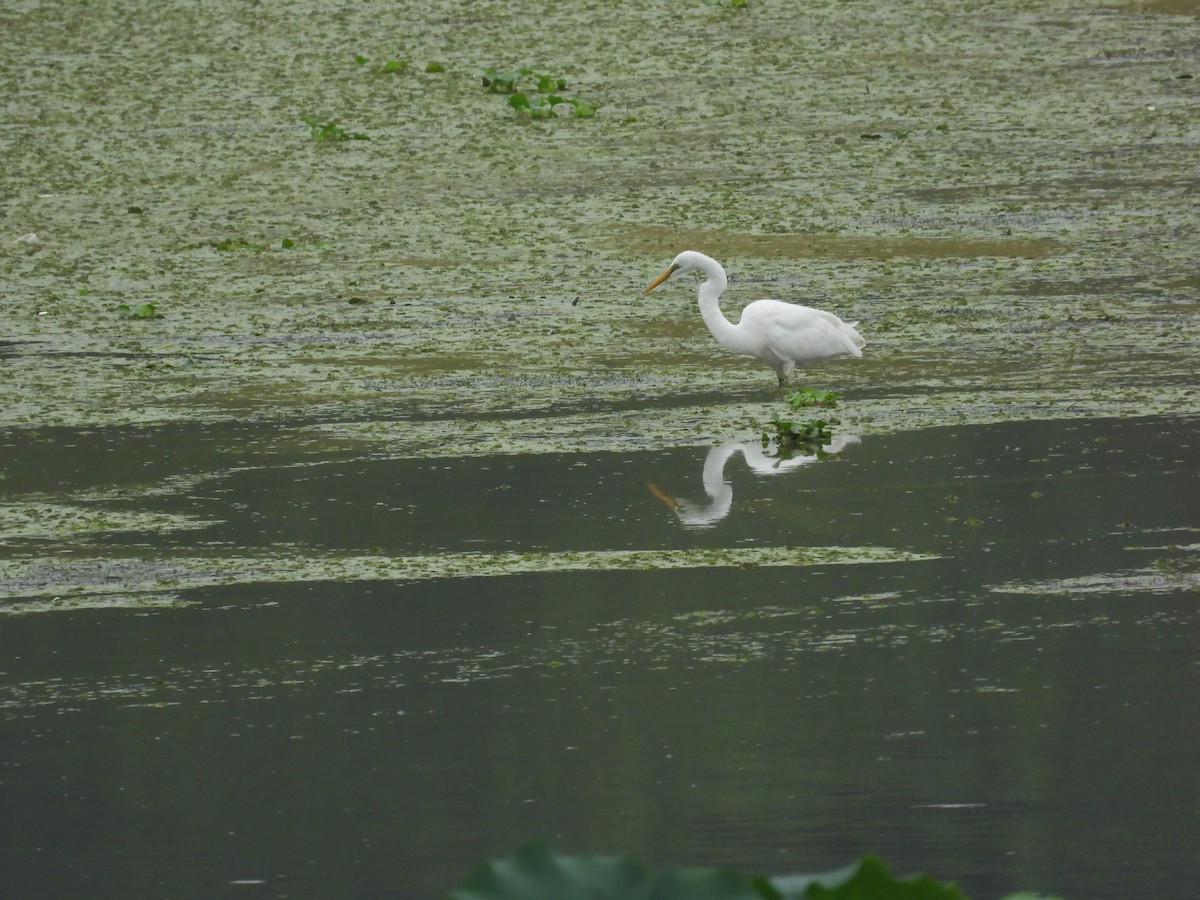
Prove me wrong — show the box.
[643,251,865,385]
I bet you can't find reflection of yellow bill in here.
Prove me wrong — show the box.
[647,481,679,511]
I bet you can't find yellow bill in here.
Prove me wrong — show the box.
[643,263,679,295]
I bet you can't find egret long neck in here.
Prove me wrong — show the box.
[697,274,749,353]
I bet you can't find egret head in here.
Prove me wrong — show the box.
[643,251,703,295]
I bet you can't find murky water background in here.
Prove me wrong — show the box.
[2,0,1198,897]
[3,416,1198,897]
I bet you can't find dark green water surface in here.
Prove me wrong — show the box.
[2,416,1197,898]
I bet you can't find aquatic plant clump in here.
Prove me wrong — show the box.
[300,116,369,142]
[764,388,842,456]
[483,66,599,118]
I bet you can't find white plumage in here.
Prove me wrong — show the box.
[643,251,865,386]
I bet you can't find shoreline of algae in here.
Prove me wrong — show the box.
[1,0,1196,443]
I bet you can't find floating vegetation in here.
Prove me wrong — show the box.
[763,388,842,457]
[116,300,162,320]
[0,501,208,543]
[481,67,566,95]
[207,236,298,253]
[300,116,369,142]
[0,545,939,614]
[506,92,597,120]
[990,564,1200,597]
[371,58,410,74]
[482,66,598,119]
[765,416,837,456]
[209,236,270,252]
[784,388,841,409]
[0,593,195,617]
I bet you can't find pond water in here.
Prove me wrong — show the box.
[1,414,1197,898]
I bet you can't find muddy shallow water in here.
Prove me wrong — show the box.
[2,0,1199,897]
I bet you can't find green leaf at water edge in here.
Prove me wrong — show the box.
[450,842,653,900]
[507,93,560,119]
[533,73,567,92]
[447,845,1030,899]
[655,867,775,899]
[482,68,522,93]
[769,855,965,899]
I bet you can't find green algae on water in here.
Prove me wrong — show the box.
[0,545,940,614]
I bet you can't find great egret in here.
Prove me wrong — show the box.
[643,251,865,386]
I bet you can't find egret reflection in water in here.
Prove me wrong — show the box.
[649,436,861,528]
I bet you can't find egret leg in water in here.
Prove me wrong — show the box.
[643,251,865,387]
